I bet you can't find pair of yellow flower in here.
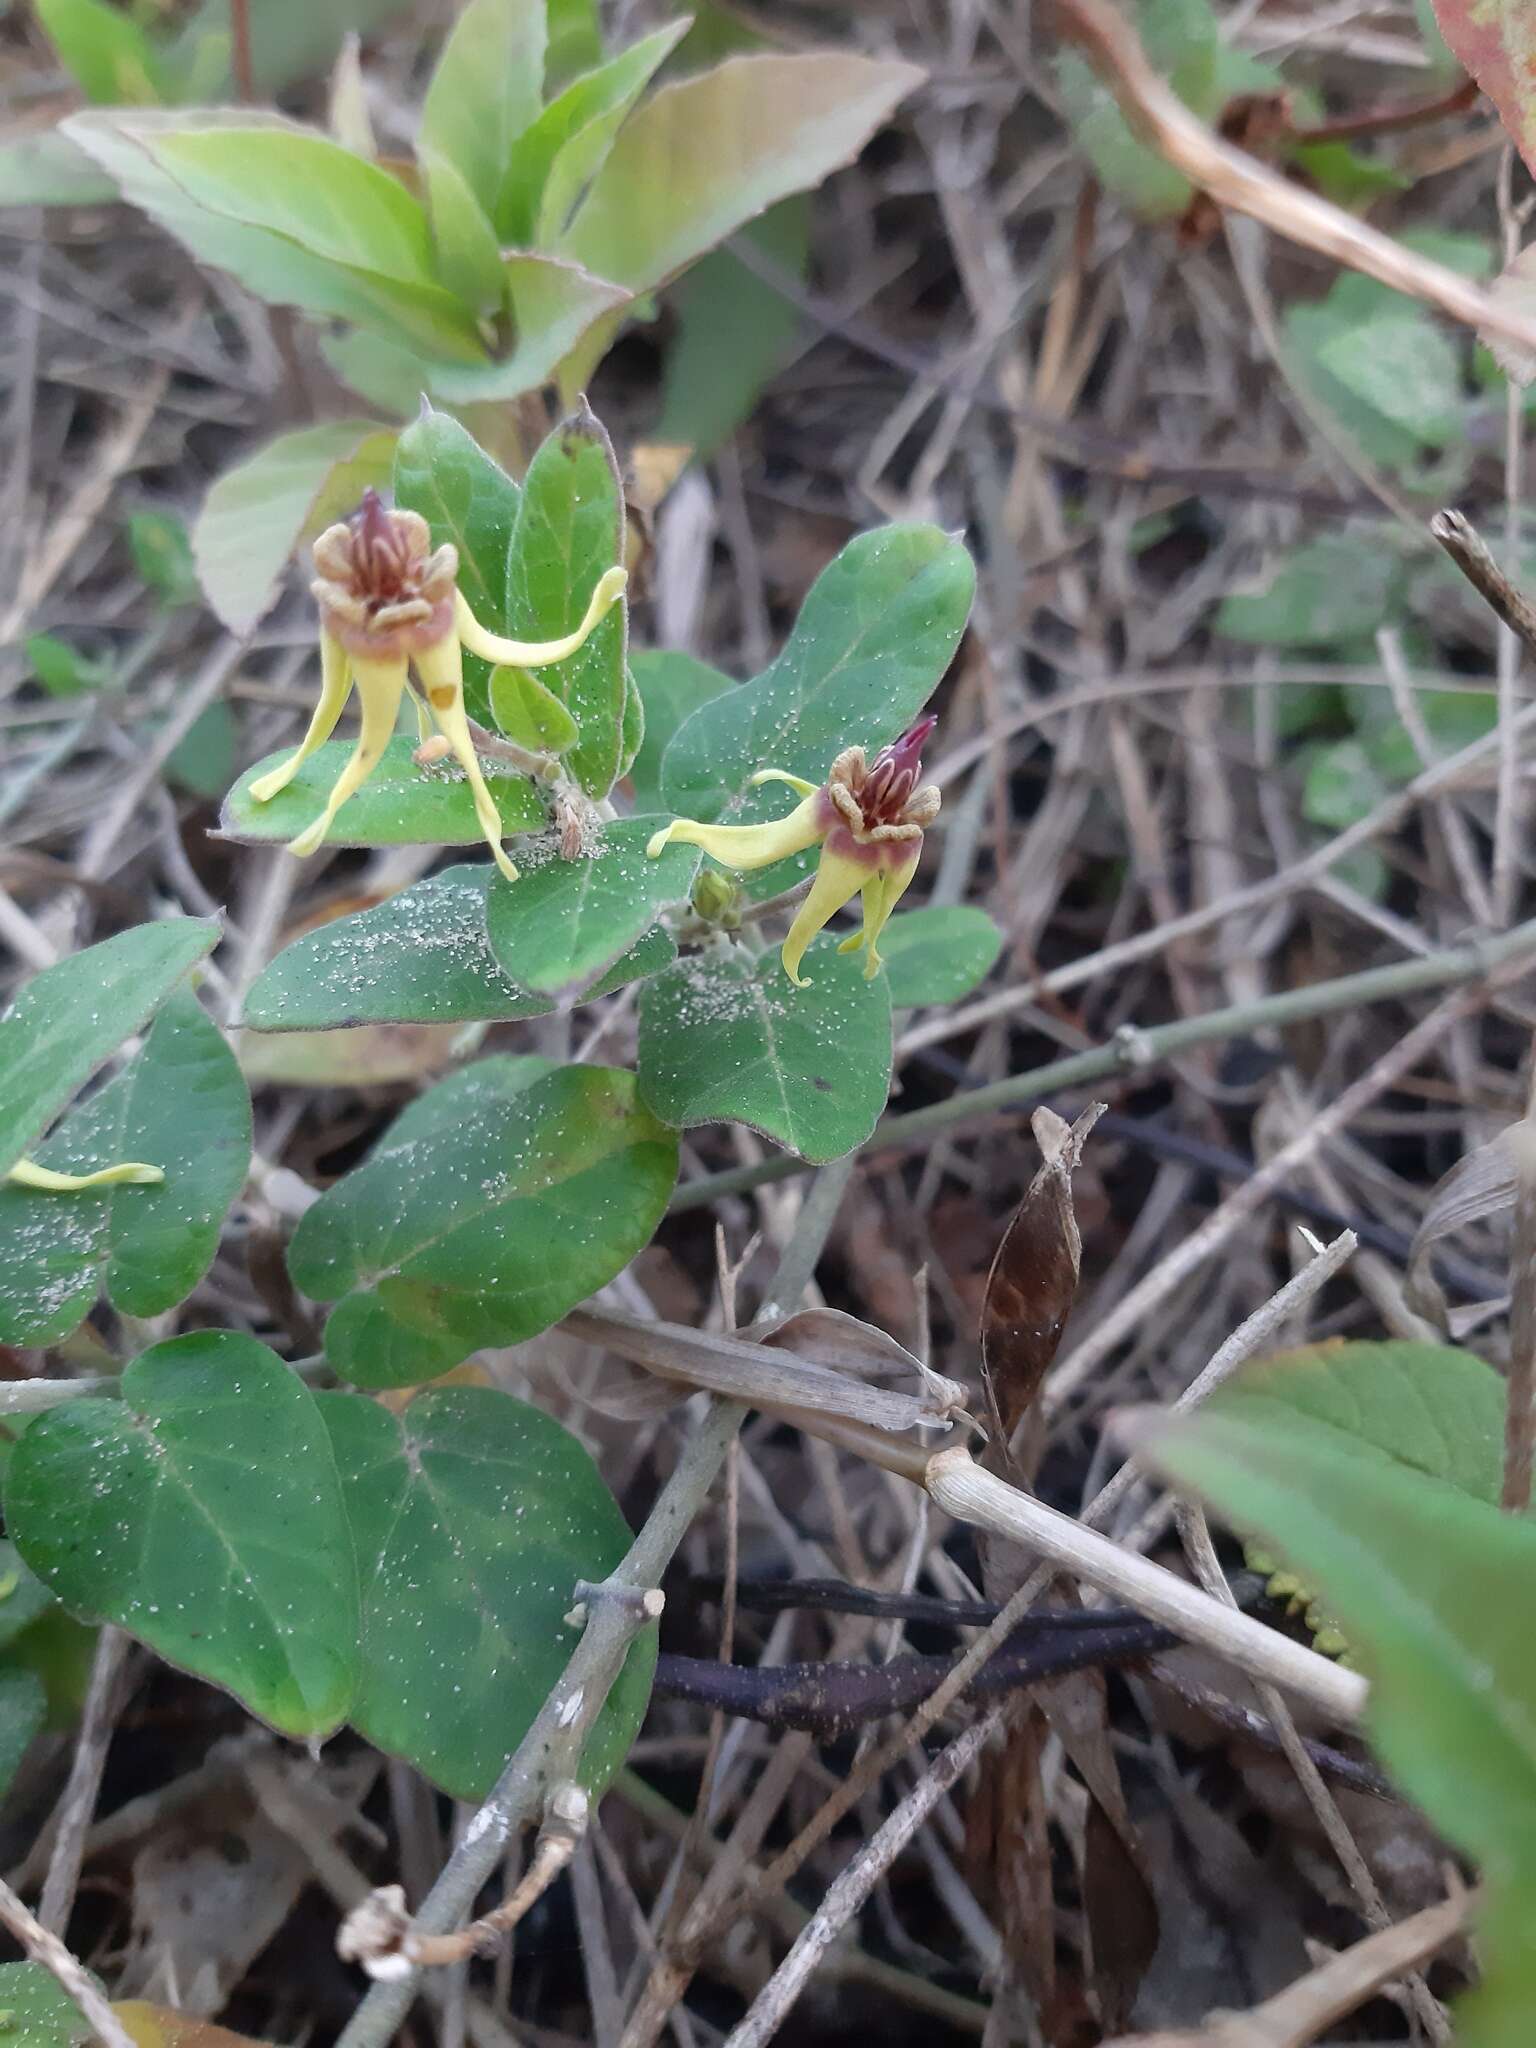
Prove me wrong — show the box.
[254,492,941,987]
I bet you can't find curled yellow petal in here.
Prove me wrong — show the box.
[748,768,820,798]
[414,638,519,884]
[454,567,627,669]
[287,655,407,857]
[780,845,868,988]
[8,1159,164,1192]
[836,850,920,978]
[250,627,352,804]
[646,793,825,872]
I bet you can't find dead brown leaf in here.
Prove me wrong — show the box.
[981,1104,1105,1455]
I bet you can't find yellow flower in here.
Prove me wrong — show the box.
[647,716,941,986]
[249,491,626,883]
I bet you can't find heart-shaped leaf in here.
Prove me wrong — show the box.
[0,918,218,1180]
[503,404,627,798]
[660,523,975,824]
[0,989,251,1345]
[7,1333,359,1737]
[879,905,1003,1007]
[221,736,546,849]
[289,1057,678,1386]
[485,818,700,996]
[321,1385,655,1800]
[637,935,892,1163]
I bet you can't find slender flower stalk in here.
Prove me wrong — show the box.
[646,716,941,985]
[251,492,625,881]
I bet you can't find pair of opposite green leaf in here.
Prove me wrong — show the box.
[5,1333,654,1801]
[1147,1339,1536,2048]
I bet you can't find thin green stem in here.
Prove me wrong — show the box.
[669,919,1536,1213]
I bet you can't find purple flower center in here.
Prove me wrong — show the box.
[858,714,936,826]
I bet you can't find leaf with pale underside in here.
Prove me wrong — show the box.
[6,1332,359,1738]
[193,417,397,633]
[321,1385,655,1800]
[64,111,485,363]
[557,52,923,295]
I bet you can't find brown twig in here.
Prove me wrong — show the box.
[1430,510,1536,663]
[229,0,255,101]
[0,1875,134,2048]
[1292,75,1479,145]
[1051,0,1536,356]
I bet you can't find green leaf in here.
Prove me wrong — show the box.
[1215,537,1400,649]
[539,24,691,244]
[0,131,117,207]
[618,662,645,779]
[166,699,237,801]
[637,935,892,1163]
[1290,139,1412,209]
[504,403,628,797]
[547,0,603,81]
[558,51,923,294]
[289,1057,678,1386]
[244,867,555,1031]
[0,1962,96,2046]
[496,21,685,242]
[7,1332,359,1738]
[420,148,507,313]
[410,255,632,407]
[1302,737,1391,832]
[490,666,581,753]
[657,197,808,455]
[170,0,413,98]
[0,1541,60,1653]
[626,652,732,811]
[1144,1340,1536,2048]
[321,1385,655,1801]
[0,918,218,1181]
[127,508,199,609]
[0,990,250,1346]
[36,0,167,105]
[660,523,975,822]
[64,111,485,363]
[394,403,521,725]
[0,1666,46,1806]
[221,736,546,849]
[420,0,545,221]
[485,818,700,996]
[26,632,112,699]
[193,417,397,634]
[879,905,1003,1007]
[1316,313,1464,449]
[1056,50,1191,220]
